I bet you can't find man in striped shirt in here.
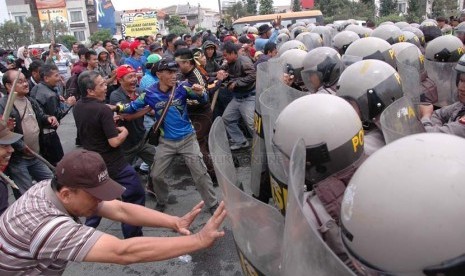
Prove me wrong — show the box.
[0,149,226,275]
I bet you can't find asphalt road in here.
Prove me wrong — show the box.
[14,113,251,276]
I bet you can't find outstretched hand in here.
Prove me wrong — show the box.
[195,201,227,248]
[174,201,204,235]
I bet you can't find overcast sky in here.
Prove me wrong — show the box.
[111,0,291,12]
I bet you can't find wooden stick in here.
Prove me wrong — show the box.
[29,149,56,172]
[210,89,219,112]
[0,172,18,190]
[2,68,22,124]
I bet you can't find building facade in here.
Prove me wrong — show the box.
[5,0,91,43]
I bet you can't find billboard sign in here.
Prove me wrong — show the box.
[121,10,159,38]
[96,0,116,35]
[35,0,66,9]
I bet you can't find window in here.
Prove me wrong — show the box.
[70,11,83,23]
[398,3,407,14]
[15,16,26,24]
[73,30,86,41]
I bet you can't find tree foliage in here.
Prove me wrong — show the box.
[379,0,398,16]
[407,0,422,23]
[166,15,186,29]
[41,20,69,42]
[225,1,248,20]
[259,0,274,15]
[0,20,33,49]
[89,29,113,44]
[169,25,191,36]
[56,35,77,50]
[431,0,458,18]
[165,15,190,36]
[315,0,351,18]
[292,0,302,12]
[246,0,257,15]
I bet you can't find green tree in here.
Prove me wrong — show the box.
[89,29,113,44]
[0,20,32,49]
[56,35,77,50]
[315,0,350,18]
[41,20,69,42]
[168,25,191,36]
[165,15,190,35]
[166,15,185,29]
[259,0,274,15]
[225,1,248,20]
[292,0,302,11]
[407,0,422,22]
[247,0,257,15]
[379,0,398,16]
[432,0,458,18]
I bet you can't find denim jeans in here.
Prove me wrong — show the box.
[86,164,145,238]
[6,156,54,199]
[222,95,255,145]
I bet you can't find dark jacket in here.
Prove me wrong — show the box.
[30,82,68,122]
[221,55,256,96]
[202,41,221,76]
[0,96,50,157]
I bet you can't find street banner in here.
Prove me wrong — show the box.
[121,10,159,38]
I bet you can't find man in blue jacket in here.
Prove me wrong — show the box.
[114,58,218,214]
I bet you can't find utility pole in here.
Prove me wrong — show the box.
[47,10,55,42]
[218,0,222,21]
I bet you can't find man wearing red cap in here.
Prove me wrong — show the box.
[73,70,146,238]
[110,65,155,185]
[119,40,132,65]
[0,149,227,275]
[123,40,148,75]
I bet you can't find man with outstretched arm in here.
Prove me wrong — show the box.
[0,149,226,275]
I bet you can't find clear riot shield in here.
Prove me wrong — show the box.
[250,58,286,198]
[424,59,457,107]
[209,118,285,276]
[396,46,421,104]
[281,140,356,276]
[380,96,425,144]
[260,82,307,215]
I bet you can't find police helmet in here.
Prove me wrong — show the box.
[276,33,290,49]
[311,26,333,46]
[277,40,307,56]
[281,48,308,84]
[296,32,324,51]
[372,25,405,45]
[402,26,426,46]
[341,133,465,276]
[343,37,396,68]
[273,94,364,184]
[337,59,403,123]
[345,24,371,38]
[291,26,308,39]
[402,30,422,48]
[301,47,344,93]
[425,35,464,62]
[394,21,410,29]
[332,30,360,55]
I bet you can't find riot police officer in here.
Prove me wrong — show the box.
[300,47,344,94]
[341,133,465,275]
[273,94,366,271]
[419,53,465,138]
[338,59,403,155]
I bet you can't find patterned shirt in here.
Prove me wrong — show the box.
[119,81,208,141]
[0,180,103,275]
